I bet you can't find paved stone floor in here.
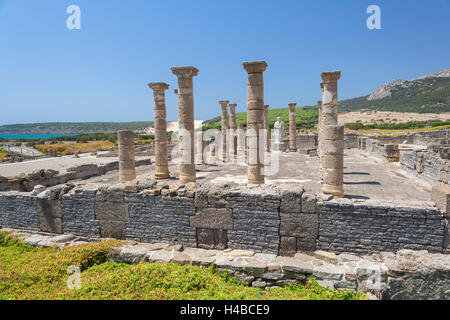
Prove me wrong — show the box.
[81,149,431,201]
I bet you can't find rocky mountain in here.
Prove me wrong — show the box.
[340,68,450,114]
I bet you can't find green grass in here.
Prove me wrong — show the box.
[0,232,365,300]
[0,148,8,161]
[203,106,319,131]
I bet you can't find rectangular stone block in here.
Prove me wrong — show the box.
[431,185,450,217]
[301,193,317,214]
[111,221,126,240]
[280,236,296,257]
[280,185,304,213]
[190,208,233,230]
[95,201,129,222]
[196,228,228,250]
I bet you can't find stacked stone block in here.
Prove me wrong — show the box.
[318,198,445,254]
[243,61,267,185]
[383,144,400,162]
[148,82,170,179]
[171,66,199,185]
[322,125,344,198]
[279,185,318,256]
[61,186,100,237]
[227,187,280,254]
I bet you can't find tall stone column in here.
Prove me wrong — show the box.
[118,130,136,182]
[148,82,170,180]
[289,103,297,152]
[263,105,270,152]
[243,61,267,185]
[219,101,229,162]
[318,99,324,182]
[321,71,344,197]
[171,66,199,185]
[237,124,245,154]
[229,103,237,158]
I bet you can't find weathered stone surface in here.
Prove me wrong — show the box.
[118,246,147,263]
[196,228,228,250]
[280,184,303,213]
[431,185,450,217]
[190,208,233,230]
[314,250,339,264]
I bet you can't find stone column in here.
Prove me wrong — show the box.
[321,72,340,127]
[118,130,136,182]
[195,130,204,165]
[289,103,297,152]
[263,105,270,152]
[219,100,229,162]
[318,99,323,182]
[229,103,237,157]
[321,71,343,197]
[237,124,245,155]
[148,82,170,180]
[243,61,267,185]
[171,66,199,185]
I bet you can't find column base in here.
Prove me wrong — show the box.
[179,176,196,185]
[289,147,297,152]
[155,172,170,180]
[322,184,344,198]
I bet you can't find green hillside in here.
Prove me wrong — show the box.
[203,106,319,131]
[339,77,450,114]
[0,121,154,135]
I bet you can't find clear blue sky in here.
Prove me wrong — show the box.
[1,0,449,125]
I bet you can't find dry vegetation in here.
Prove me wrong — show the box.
[338,111,450,126]
[35,141,115,156]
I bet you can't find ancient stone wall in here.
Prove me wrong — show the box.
[0,182,446,255]
[318,198,445,254]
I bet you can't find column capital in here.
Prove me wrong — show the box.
[229,103,237,110]
[171,66,199,78]
[288,103,297,109]
[148,82,169,91]
[243,61,268,73]
[219,100,230,108]
[321,71,341,83]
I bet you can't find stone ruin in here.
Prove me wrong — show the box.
[0,61,449,299]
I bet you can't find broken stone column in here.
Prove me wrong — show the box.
[229,103,238,158]
[219,101,229,162]
[243,61,267,184]
[118,130,136,182]
[383,144,400,162]
[171,66,199,185]
[289,103,297,152]
[148,82,170,180]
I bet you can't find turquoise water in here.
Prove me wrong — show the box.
[0,134,78,140]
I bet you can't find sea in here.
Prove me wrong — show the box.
[0,134,79,140]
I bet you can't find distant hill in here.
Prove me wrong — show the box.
[0,122,154,135]
[203,106,319,130]
[339,68,450,114]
